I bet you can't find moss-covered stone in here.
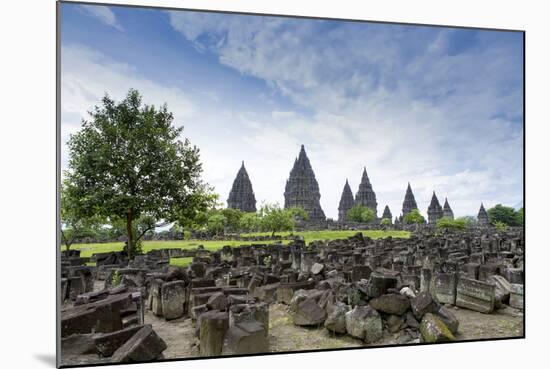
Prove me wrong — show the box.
[419,313,455,343]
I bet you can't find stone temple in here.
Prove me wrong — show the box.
[382,205,392,222]
[284,145,326,221]
[478,203,490,226]
[443,198,454,219]
[402,183,418,217]
[227,161,257,212]
[427,191,444,224]
[354,167,378,217]
[337,179,354,222]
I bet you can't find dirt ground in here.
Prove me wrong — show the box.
[150,302,523,359]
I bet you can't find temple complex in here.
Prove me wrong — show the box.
[227,161,257,212]
[443,198,454,219]
[337,179,354,222]
[354,167,378,217]
[427,191,444,224]
[478,203,490,226]
[284,145,326,221]
[401,183,418,217]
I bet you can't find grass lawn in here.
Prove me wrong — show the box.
[67,229,409,266]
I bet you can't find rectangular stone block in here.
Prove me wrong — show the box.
[111,324,167,363]
[431,273,457,305]
[161,281,186,320]
[509,283,524,310]
[456,277,495,313]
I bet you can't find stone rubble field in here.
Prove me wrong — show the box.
[60,229,524,366]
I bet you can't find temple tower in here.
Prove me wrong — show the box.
[382,205,393,223]
[477,203,490,226]
[427,191,444,224]
[354,167,378,217]
[402,182,418,217]
[443,198,454,219]
[227,161,257,212]
[338,179,354,222]
[284,145,326,221]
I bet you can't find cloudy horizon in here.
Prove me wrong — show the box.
[60,3,524,220]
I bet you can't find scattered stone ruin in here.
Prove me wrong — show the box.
[60,227,524,364]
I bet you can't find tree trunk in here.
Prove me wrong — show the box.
[126,210,134,259]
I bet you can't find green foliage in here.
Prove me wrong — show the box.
[206,213,227,235]
[487,204,522,227]
[239,212,262,232]
[111,270,122,286]
[403,209,426,224]
[380,218,392,227]
[516,208,524,226]
[346,205,376,223]
[221,208,244,232]
[456,216,477,227]
[436,217,466,231]
[494,221,509,232]
[64,89,208,258]
[259,203,301,236]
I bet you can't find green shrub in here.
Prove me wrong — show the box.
[436,217,466,231]
[403,209,425,224]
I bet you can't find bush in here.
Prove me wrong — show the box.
[487,204,522,227]
[494,221,508,232]
[347,205,376,223]
[436,217,466,231]
[380,218,392,226]
[239,212,262,232]
[403,209,425,224]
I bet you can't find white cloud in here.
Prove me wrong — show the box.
[79,5,124,31]
[167,13,523,218]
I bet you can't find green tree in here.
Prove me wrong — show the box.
[221,208,244,232]
[403,209,426,224]
[64,89,207,258]
[515,208,524,226]
[346,205,376,223]
[380,218,392,227]
[259,203,301,236]
[206,212,227,235]
[487,204,521,226]
[436,217,466,231]
[60,182,103,250]
[239,212,262,232]
[456,215,477,227]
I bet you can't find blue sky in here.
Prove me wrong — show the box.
[60,3,524,219]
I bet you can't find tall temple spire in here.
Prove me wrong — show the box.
[382,205,392,223]
[338,179,354,222]
[477,203,489,226]
[227,161,257,212]
[284,145,326,221]
[427,191,444,224]
[354,167,378,216]
[443,197,454,219]
[402,182,418,217]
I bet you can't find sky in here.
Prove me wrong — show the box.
[60,3,524,220]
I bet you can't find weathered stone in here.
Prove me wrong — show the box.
[252,283,280,303]
[206,292,228,311]
[410,291,439,320]
[311,263,324,275]
[477,203,490,226]
[293,297,326,326]
[369,293,410,315]
[324,303,350,334]
[431,273,457,305]
[402,183,418,217]
[427,192,444,224]
[419,313,455,343]
[345,305,383,343]
[509,283,524,310]
[455,277,495,313]
[111,325,167,363]
[434,306,459,334]
[488,275,512,307]
[222,321,268,355]
[366,272,398,298]
[161,280,186,320]
[61,333,97,356]
[199,311,229,356]
[95,325,143,357]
